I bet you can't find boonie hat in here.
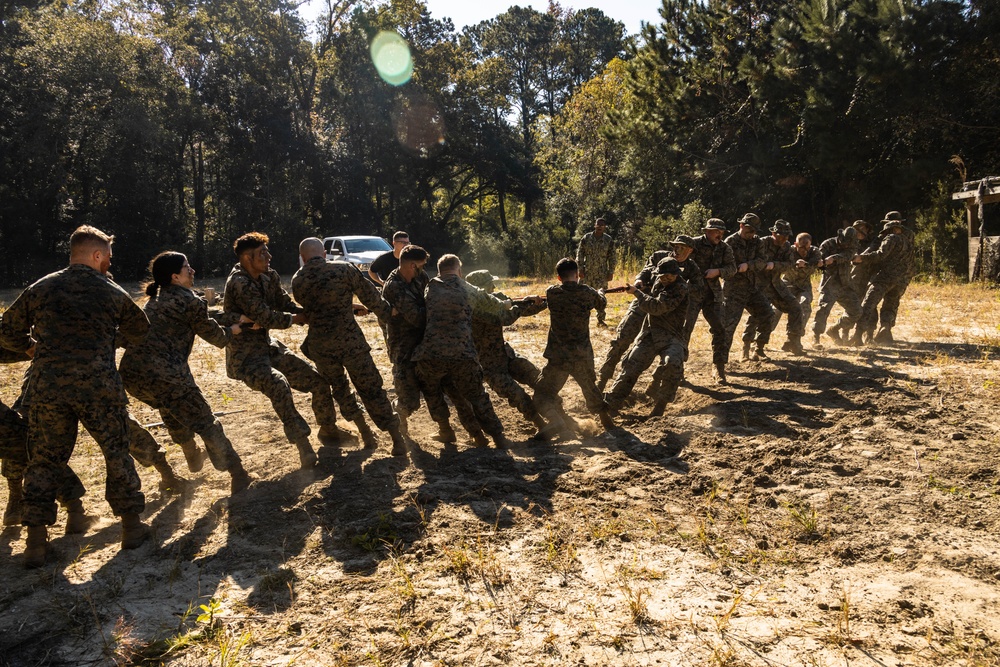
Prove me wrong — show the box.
[656,257,681,276]
[702,218,727,231]
[671,234,696,247]
[738,213,762,231]
[770,220,793,236]
[465,270,499,289]
[879,219,903,235]
[852,219,872,236]
[882,210,905,223]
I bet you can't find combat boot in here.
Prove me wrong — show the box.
[389,427,408,456]
[784,336,805,356]
[825,325,842,346]
[598,410,616,432]
[120,513,151,550]
[3,480,23,526]
[492,434,513,449]
[63,499,97,536]
[177,439,206,473]
[354,417,379,449]
[317,425,344,446]
[293,437,318,469]
[431,420,457,444]
[750,346,769,362]
[471,430,490,448]
[874,327,894,344]
[741,340,752,361]
[712,363,728,386]
[24,525,48,569]
[229,464,253,495]
[649,400,667,417]
[154,460,185,494]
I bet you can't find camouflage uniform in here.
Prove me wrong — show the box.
[381,269,480,434]
[471,290,547,422]
[576,231,615,324]
[533,282,608,422]
[855,227,916,338]
[223,264,345,443]
[412,275,506,440]
[742,236,803,346]
[776,245,824,335]
[119,284,242,472]
[606,274,689,410]
[689,235,736,366]
[723,233,774,358]
[812,232,862,338]
[850,231,883,296]
[645,247,705,390]
[0,265,147,526]
[291,258,399,431]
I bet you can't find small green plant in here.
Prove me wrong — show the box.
[197,598,222,628]
[785,502,821,538]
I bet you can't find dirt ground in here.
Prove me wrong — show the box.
[1,276,999,667]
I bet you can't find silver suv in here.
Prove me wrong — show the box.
[322,235,392,273]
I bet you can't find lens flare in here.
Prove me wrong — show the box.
[370,31,413,86]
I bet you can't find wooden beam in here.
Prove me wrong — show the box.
[952,186,1000,201]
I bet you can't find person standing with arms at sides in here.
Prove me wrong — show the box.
[223,232,352,471]
[576,217,615,326]
[369,231,410,286]
[533,258,615,441]
[0,225,151,568]
[119,252,253,495]
[293,238,408,457]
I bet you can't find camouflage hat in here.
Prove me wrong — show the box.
[852,219,873,235]
[840,226,858,243]
[702,218,728,231]
[880,219,904,235]
[738,213,762,231]
[656,257,681,276]
[465,270,498,289]
[770,220,793,236]
[882,211,905,223]
[670,234,696,248]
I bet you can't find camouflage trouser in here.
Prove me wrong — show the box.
[393,359,482,435]
[582,278,609,323]
[598,303,644,385]
[607,333,684,410]
[1,402,28,480]
[744,282,803,343]
[310,351,398,432]
[483,365,539,421]
[126,415,169,468]
[724,284,774,360]
[857,277,910,334]
[125,380,241,472]
[812,280,860,335]
[416,359,504,439]
[240,348,341,442]
[772,284,813,336]
[686,290,728,366]
[534,358,607,421]
[850,263,875,297]
[22,401,144,526]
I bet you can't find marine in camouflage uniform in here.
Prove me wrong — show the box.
[811,227,862,345]
[412,255,507,447]
[848,219,881,297]
[723,214,775,362]
[773,233,824,342]
[851,215,916,345]
[532,258,615,439]
[292,239,407,456]
[0,226,150,566]
[381,249,483,445]
[575,218,615,326]
[119,252,251,494]
[688,220,737,382]
[605,258,689,417]
[465,270,549,429]
[223,233,348,469]
[741,220,805,355]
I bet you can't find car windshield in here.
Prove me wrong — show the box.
[344,238,391,253]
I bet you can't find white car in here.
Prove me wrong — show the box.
[321,235,392,274]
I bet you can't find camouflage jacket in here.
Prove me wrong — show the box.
[860,230,916,285]
[690,235,737,299]
[222,264,299,379]
[119,284,232,388]
[781,247,824,290]
[412,274,500,363]
[381,268,429,364]
[633,278,689,341]
[756,237,796,289]
[0,264,149,407]
[542,281,605,363]
[723,233,770,292]
[818,236,857,289]
[291,257,391,358]
[576,232,615,283]
[637,250,706,300]
[471,290,546,371]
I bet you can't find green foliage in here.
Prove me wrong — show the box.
[636,201,713,257]
[912,181,969,278]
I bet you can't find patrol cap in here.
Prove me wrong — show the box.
[465,270,499,289]
[656,257,681,276]
[670,234,696,248]
[738,213,762,231]
[702,218,727,231]
[770,220,793,236]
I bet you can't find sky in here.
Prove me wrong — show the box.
[298,0,663,37]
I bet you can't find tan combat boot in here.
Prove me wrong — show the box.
[3,479,23,527]
[120,513,150,550]
[354,417,379,449]
[24,525,48,569]
[431,420,457,444]
[293,437,317,469]
[229,464,253,495]
[63,499,97,536]
[177,439,206,473]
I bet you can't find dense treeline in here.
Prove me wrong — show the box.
[0,0,997,286]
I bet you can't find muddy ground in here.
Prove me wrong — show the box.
[1,278,999,666]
